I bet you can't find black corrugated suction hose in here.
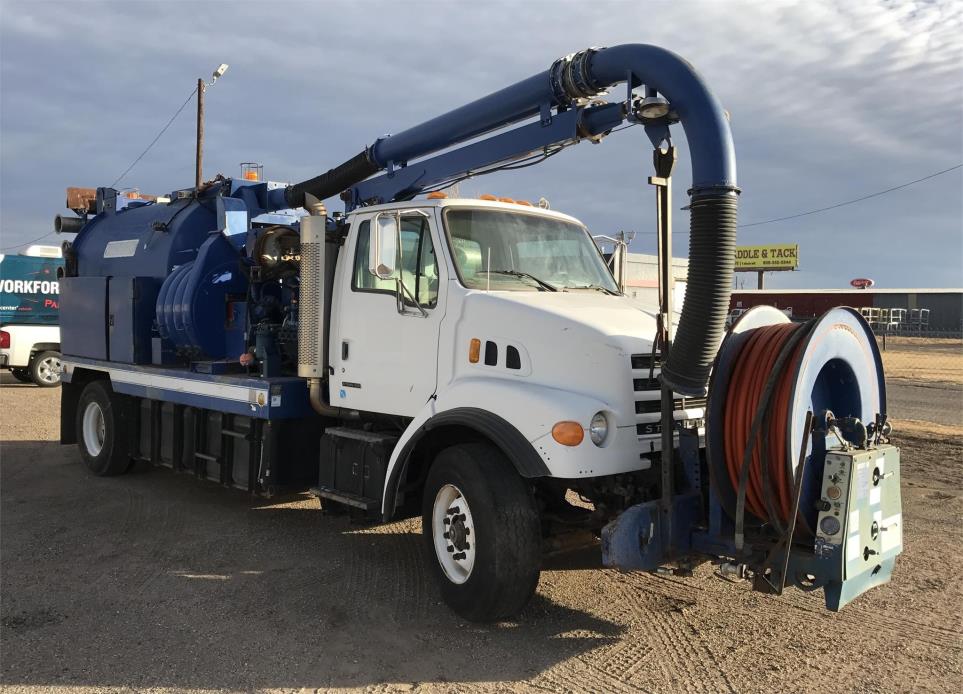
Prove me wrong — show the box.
[284,150,379,209]
[662,191,739,396]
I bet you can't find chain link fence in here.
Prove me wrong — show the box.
[875,334,963,432]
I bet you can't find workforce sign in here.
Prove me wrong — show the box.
[734,244,799,271]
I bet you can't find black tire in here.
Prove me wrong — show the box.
[10,368,32,383]
[29,350,62,387]
[421,442,541,622]
[75,380,131,476]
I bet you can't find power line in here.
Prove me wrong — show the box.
[4,85,207,253]
[630,162,962,236]
[738,163,962,229]
[0,231,57,253]
[109,86,198,188]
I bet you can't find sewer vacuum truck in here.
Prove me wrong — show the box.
[57,44,901,621]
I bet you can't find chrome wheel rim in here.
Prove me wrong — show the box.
[37,356,62,384]
[82,401,106,457]
[432,483,476,585]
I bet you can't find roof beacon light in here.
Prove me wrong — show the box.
[241,162,263,182]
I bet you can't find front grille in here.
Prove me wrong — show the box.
[635,397,707,415]
[631,352,706,438]
[633,376,660,391]
[631,354,659,370]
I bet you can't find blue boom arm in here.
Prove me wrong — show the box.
[270,43,739,396]
[347,101,625,208]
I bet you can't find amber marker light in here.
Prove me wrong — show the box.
[552,421,584,446]
[468,338,481,363]
[479,194,498,201]
[427,191,447,199]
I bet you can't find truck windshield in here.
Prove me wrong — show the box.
[443,208,619,293]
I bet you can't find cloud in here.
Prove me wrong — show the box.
[1,0,960,288]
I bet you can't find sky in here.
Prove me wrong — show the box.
[1,0,960,289]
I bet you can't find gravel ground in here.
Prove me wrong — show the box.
[1,375,961,693]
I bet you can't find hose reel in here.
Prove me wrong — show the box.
[706,306,887,537]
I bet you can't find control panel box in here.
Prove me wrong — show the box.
[815,445,902,581]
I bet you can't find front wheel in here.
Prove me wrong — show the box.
[76,380,131,476]
[29,351,62,387]
[422,442,542,622]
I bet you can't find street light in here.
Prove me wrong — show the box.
[196,63,230,189]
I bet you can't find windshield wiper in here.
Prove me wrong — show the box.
[567,283,620,296]
[478,269,559,292]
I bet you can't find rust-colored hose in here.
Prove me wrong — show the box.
[723,323,804,525]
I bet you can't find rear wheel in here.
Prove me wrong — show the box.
[10,368,32,383]
[29,351,61,387]
[422,442,541,622]
[76,380,131,476]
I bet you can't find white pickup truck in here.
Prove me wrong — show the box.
[1,324,62,386]
[0,246,63,386]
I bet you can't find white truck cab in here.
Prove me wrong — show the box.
[305,196,706,617]
[326,196,705,503]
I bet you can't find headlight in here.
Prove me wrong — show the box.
[589,411,608,446]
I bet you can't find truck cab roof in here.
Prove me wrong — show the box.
[349,197,584,227]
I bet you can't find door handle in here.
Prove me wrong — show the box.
[342,341,349,360]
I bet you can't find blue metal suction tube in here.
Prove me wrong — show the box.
[279,44,739,394]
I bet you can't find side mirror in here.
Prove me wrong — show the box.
[369,214,400,280]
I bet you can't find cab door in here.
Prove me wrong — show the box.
[330,210,446,417]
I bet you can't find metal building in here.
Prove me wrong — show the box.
[731,288,963,333]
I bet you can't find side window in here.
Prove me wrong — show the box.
[352,220,396,293]
[400,217,438,309]
[351,217,439,309]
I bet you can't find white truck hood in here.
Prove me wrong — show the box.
[452,290,661,409]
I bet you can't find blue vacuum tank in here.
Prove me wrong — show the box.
[66,185,250,361]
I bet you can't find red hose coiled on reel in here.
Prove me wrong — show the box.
[723,322,806,527]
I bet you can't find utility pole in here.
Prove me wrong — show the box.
[757,270,765,290]
[195,78,205,190]
[195,64,229,190]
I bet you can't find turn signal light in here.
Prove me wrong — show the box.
[427,191,447,199]
[552,421,584,446]
[468,338,481,363]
